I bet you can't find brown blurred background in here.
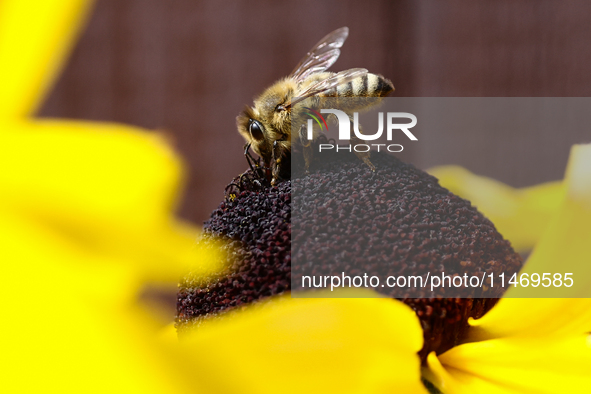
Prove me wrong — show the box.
[40,0,591,224]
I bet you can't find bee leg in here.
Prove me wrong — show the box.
[244,143,258,173]
[244,142,270,183]
[271,140,282,185]
[224,181,240,198]
[298,124,313,174]
[350,121,376,172]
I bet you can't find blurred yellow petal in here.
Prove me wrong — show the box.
[0,0,94,118]
[180,293,428,394]
[505,143,591,298]
[0,119,224,392]
[0,120,181,227]
[0,121,222,392]
[0,2,225,393]
[0,120,222,281]
[466,144,591,340]
[468,298,591,341]
[0,208,193,393]
[428,166,564,252]
[427,335,591,394]
[423,353,464,394]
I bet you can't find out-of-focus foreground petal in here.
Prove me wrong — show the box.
[0,120,222,281]
[0,2,225,392]
[424,144,591,393]
[428,166,564,252]
[425,335,591,394]
[179,293,428,394]
[467,298,591,342]
[506,143,591,297]
[0,119,224,393]
[0,0,94,118]
[0,208,188,394]
[466,144,591,341]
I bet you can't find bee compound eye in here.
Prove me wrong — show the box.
[248,119,265,141]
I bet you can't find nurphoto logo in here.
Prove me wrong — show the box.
[305,108,418,153]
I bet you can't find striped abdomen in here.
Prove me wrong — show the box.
[336,73,394,97]
[311,72,394,111]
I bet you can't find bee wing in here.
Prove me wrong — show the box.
[289,68,368,108]
[290,27,349,82]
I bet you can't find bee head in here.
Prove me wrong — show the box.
[236,106,273,165]
[236,79,296,168]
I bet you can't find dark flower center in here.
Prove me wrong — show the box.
[177,152,523,359]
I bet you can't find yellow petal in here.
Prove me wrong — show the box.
[468,298,591,341]
[428,166,564,252]
[0,208,191,393]
[423,352,465,394]
[427,335,591,394]
[0,119,221,392]
[180,292,428,394]
[505,143,591,298]
[0,0,94,118]
[0,120,222,280]
[468,144,591,340]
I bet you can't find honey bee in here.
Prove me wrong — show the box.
[237,27,394,185]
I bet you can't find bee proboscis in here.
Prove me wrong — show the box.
[237,27,394,185]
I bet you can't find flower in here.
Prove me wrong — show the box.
[4,1,589,393]
[178,151,523,357]
[178,143,591,393]
[0,1,221,393]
